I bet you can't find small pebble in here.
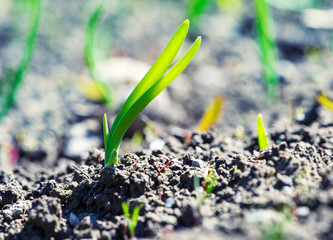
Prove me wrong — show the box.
[279,175,293,186]
[295,206,310,217]
[195,146,203,153]
[165,198,176,208]
[149,138,165,150]
[69,212,80,227]
[192,159,204,168]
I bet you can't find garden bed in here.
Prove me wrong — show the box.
[0,0,333,239]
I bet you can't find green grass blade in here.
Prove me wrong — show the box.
[103,114,109,154]
[85,4,103,77]
[121,202,130,222]
[203,168,214,188]
[0,0,41,121]
[105,36,201,165]
[108,20,190,139]
[84,5,115,106]
[254,0,279,105]
[205,177,217,199]
[257,113,269,150]
[130,204,143,233]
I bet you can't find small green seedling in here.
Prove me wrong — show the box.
[257,113,269,150]
[0,0,41,122]
[103,20,201,165]
[195,95,225,133]
[194,167,217,205]
[254,0,280,104]
[65,189,72,195]
[121,202,143,239]
[84,4,115,106]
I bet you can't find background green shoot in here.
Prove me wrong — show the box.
[121,202,143,239]
[254,0,280,105]
[0,0,41,122]
[185,0,214,34]
[85,4,116,107]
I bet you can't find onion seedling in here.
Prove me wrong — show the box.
[0,0,41,122]
[257,113,269,150]
[121,202,143,239]
[194,167,217,205]
[254,0,280,104]
[84,5,115,106]
[195,95,225,133]
[103,20,201,166]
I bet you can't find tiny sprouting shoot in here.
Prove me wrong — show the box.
[195,95,225,133]
[194,167,217,205]
[103,20,201,166]
[121,202,143,239]
[257,113,269,150]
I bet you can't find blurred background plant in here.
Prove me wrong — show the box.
[81,4,116,107]
[0,0,41,122]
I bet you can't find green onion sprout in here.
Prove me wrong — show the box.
[121,202,143,239]
[103,20,201,165]
[257,113,269,150]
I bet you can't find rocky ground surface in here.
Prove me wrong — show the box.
[0,120,332,239]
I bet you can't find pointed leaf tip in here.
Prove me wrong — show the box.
[196,36,202,44]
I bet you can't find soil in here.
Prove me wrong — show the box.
[1,0,333,239]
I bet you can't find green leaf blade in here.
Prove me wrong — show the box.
[0,0,41,121]
[121,202,130,221]
[103,114,109,153]
[106,36,201,165]
[254,0,280,105]
[257,113,269,150]
[108,20,190,139]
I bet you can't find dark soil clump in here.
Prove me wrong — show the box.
[1,123,332,239]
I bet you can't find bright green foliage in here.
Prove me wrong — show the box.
[103,20,201,166]
[0,0,41,122]
[257,113,269,150]
[254,0,280,105]
[121,202,143,239]
[194,169,217,205]
[85,5,115,106]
